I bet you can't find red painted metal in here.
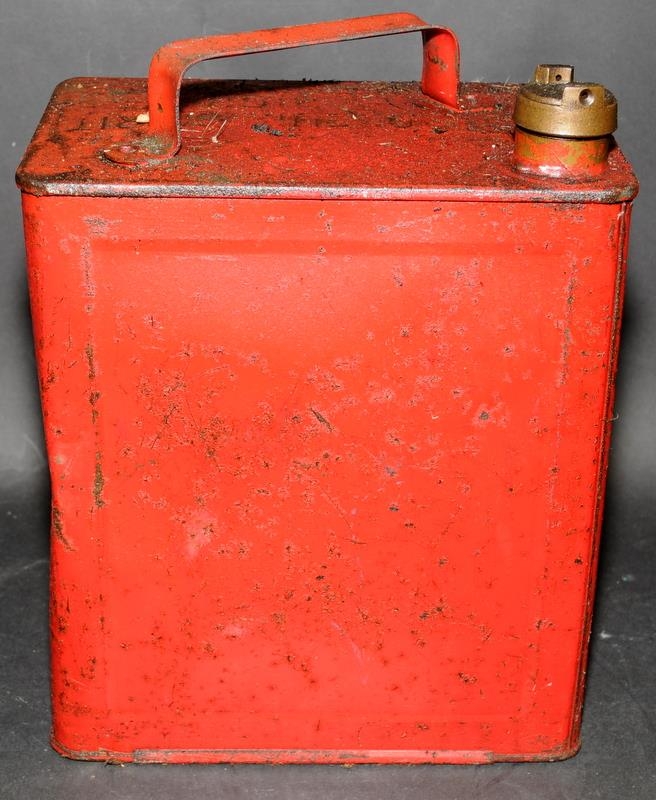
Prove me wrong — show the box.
[105,13,459,164]
[513,128,610,178]
[16,15,637,765]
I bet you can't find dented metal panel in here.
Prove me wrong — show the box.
[17,12,638,764]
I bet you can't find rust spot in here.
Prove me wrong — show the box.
[52,506,74,551]
[480,625,493,642]
[89,390,101,424]
[85,342,96,380]
[80,656,97,680]
[272,612,286,628]
[458,672,478,684]
[387,115,412,130]
[252,123,283,137]
[428,54,448,71]
[419,604,446,620]
[94,452,105,508]
[310,407,333,431]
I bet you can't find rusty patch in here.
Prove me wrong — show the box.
[93,453,105,508]
[428,54,449,71]
[89,390,101,424]
[310,407,333,432]
[252,123,283,137]
[85,343,96,380]
[52,506,74,551]
[419,604,446,620]
[458,672,478,684]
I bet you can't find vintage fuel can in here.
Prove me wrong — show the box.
[16,13,638,763]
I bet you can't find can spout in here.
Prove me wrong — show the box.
[512,64,617,178]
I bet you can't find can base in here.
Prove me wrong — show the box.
[51,735,582,765]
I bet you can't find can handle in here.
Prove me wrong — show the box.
[105,12,460,165]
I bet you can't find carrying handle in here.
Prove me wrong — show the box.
[105,12,460,165]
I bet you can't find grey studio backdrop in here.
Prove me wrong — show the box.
[1,1,654,799]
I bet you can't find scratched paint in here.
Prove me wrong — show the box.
[16,14,637,765]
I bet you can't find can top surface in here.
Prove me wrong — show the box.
[16,77,638,202]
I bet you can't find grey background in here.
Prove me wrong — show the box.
[1,1,654,798]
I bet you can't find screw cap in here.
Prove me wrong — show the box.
[513,65,617,138]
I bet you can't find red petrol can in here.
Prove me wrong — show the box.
[16,13,638,763]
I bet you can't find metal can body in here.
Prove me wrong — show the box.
[17,17,637,764]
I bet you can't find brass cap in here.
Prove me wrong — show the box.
[513,64,617,138]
